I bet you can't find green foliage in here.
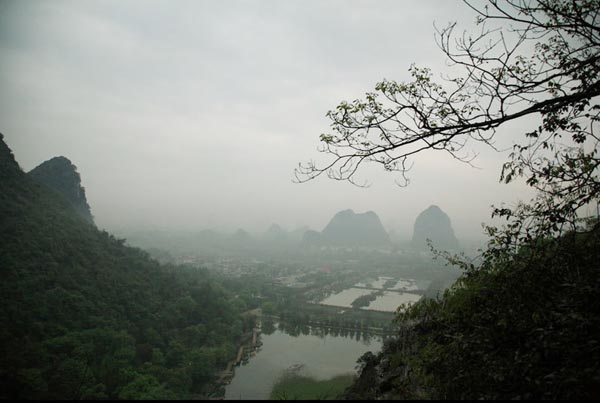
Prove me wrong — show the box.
[418,228,598,399]
[0,136,252,399]
[350,291,380,309]
[294,0,600,399]
[28,156,94,224]
[270,373,355,400]
[118,373,176,400]
[348,226,600,399]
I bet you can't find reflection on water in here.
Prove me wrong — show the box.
[224,321,383,400]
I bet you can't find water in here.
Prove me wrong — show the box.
[319,277,426,312]
[318,287,374,308]
[224,325,383,400]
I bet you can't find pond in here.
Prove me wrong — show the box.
[224,323,383,400]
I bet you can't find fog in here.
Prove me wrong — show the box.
[0,0,539,242]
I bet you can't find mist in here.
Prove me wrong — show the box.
[0,0,537,242]
[3,0,599,400]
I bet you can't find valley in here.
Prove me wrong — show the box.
[2,0,598,399]
[130,235,461,399]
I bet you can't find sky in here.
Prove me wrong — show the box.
[0,0,539,241]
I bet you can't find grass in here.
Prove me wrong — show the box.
[269,373,355,400]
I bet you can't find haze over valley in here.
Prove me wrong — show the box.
[1,137,463,399]
[2,0,599,400]
[0,0,541,243]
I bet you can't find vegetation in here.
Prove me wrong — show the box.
[0,135,254,399]
[270,373,355,400]
[350,292,380,309]
[346,225,600,399]
[28,156,94,224]
[295,0,600,399]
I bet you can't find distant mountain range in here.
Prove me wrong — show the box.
[121,207,461,254]
[110,199,466,254]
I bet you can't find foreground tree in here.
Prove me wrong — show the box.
[296,1,600,399]
[297,0,599,249]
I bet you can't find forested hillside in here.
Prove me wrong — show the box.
[345,225,600,399]
[0,134,252,399]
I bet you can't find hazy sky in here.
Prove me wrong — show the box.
[1,0,541,241]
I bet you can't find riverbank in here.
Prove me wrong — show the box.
[217,327,262,383]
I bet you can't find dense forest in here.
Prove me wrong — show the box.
[0,134,254,399]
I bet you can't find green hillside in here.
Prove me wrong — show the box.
[0,134,251,399]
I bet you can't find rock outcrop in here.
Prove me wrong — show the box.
[312,209,390,246]
[411,205,459,250]
[28,156,94,224]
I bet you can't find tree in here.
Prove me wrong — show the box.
[296,0,600,249]
[294,2,600,398]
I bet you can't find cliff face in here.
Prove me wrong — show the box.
[28,156,94,224]
[411,205,458,250]
[318,209,390,246]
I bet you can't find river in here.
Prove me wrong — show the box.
[224,322,383,400]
